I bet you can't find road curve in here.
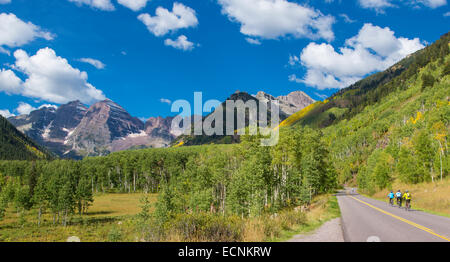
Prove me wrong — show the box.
[336,191,450,242]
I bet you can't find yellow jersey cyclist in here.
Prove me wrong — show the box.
[402,190,412,211]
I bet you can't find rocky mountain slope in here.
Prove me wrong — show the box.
[65,99,144,156]
[8,100,176,158]
[255,90,315,116]
[8,101,87,157]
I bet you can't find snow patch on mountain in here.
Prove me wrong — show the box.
[42,121,53,139]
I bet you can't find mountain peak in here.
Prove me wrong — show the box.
[94,99,129,113]
[255,91,275,101]
[276,91,315,115]
[65,98,145,156]
[253,90,315,116]
[284,90,308,97]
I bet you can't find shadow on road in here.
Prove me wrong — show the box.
[385,204,417,212]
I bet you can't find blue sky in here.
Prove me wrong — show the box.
[0,0,449,120]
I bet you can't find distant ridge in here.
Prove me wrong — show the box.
[0,115,52,160]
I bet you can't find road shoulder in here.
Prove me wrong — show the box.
[287,217,344,242]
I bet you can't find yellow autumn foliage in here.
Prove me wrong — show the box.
[408,111,423,125]
[173,141,185,148]
[273,100,329,131]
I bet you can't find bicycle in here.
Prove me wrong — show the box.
[389,198,394,206]
[396,197,402,208]
[405,200,411,211]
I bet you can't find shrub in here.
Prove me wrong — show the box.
[442,61,450,77]
[279,210,306,230]
[261,216,282,239]
[421,73,435,90]
[170,212,244,242]
[107,227,122,242]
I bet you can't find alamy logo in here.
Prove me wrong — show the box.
[170,92,280,146]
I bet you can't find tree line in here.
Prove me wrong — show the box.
[0,127,337,225]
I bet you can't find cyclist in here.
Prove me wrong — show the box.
[388,191,395,206]
[403,190,412,211]
[395,190,402,208]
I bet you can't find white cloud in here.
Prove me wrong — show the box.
[0,0,11,4]
[0,13,54,49]
[68,0,115,11]
[358,0,394,12]
[290,23,424,89]
[4,47,106,104]
[245,38,261,45]
[217,0,335,42]
[78,58,106,69]
[288,54,300,66]
[164,35,196,51]
[0,69,23,94]
[117,0,150,11]
[339,14,356,23]
[0,102,58,118]
[0,109,14,118]
[415,0,447,8]
[138,3,198,37]
[0,47,10,55]
[346,24,403,57]
[16,102,36,115]
[160,98,172,104]
[444,11,450,16]
[359,0,447,11]
[314,92,329,100]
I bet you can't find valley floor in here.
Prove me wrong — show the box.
[2,179,447,242]
[0,193,156,242]
[0,193,339,242]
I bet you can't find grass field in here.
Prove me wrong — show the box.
[0,192,340,242]
[371,177,450,217]
[0,193,157,242]
[87,193,157,217]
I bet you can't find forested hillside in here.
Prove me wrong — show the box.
[0,115,52,161]
[299,33,450,192]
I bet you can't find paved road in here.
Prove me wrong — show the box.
[336,190,450,242]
